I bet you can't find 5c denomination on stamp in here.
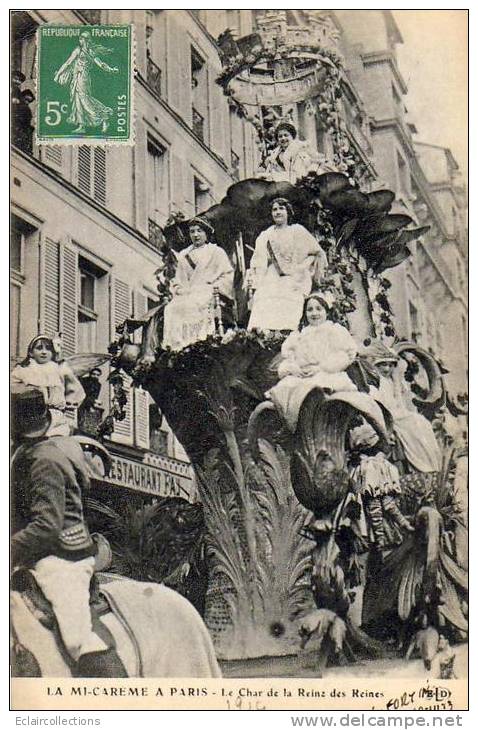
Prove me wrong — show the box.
[36,25,133,144]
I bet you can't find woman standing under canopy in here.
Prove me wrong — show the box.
[261,120,333,184]
[261,120,312,184]
[162,218,234,352]
[247,198,327,331]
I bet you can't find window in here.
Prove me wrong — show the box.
[147,135,168,237]
[149,404,168,456]
[11,225,23,275]
[10,215,36,360]
[146,12,162,98]
[77,146,107,206]
[10,283,21,361]
[191,47,208,144]
[77,256,107,354]
[194,176,211,214]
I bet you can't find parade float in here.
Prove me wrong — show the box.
[103,11,467,675]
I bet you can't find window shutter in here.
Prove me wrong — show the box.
[78,146,91,196]
[60,243,78,358]
[110,277,133,444]
[41,237,60,336]
[134,387,150,450]
[43,146,64,174]
[133,289,150,449]
[93,148,107,206]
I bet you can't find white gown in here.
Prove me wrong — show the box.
[162,243,234,352]
[247,224,327,331]
[11,360,85,437]
[266,321,358,430]
[370,375,441,473]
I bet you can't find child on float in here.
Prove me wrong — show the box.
[11,335,85,437]
[348,422,414,550]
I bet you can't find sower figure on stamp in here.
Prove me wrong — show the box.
[11,386,127,677]
[54,31,119,134]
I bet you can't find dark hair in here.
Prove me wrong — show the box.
[270,197,295,224]
[188,216,214,238]
[275,121,297,140]
[299,294,331,331]
[20,336,56,367]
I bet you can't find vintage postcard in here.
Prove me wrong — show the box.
[10,8,468,713]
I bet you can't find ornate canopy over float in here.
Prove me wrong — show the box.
[105,11,467,674]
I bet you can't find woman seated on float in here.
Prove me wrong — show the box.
[260,120,334,185]
[247,198,327,332]
[266,293,358,431]
[162,217,234,352]
[362,341,441,474]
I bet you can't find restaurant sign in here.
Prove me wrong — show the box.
[102,454,195,502]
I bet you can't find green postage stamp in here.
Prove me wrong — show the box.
[36,25,133,144]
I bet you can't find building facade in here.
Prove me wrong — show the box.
[11,10,467,501]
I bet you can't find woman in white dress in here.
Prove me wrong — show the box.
[260,120,335,184]
[162,218,234,352]
[262,121,314,184]
[266,294,359,431]
[364,344,441,474]
[247,198,327,331]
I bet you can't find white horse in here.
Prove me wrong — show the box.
[11,574,221,678]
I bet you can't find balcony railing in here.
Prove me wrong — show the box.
[147,56,162,98]
[148,218,165,251]
[192,107,205,142]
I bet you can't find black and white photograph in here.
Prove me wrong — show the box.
[9,8,468,713]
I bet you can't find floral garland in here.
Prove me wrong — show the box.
[97,367,129,440]
[354,253,396,340]
[133,328,287,383]
[216,44,342,93]
[218,37,368,184]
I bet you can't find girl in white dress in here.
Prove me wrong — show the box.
[247,199,327,331]
[266,294,358,430]
[11,335,85,437]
